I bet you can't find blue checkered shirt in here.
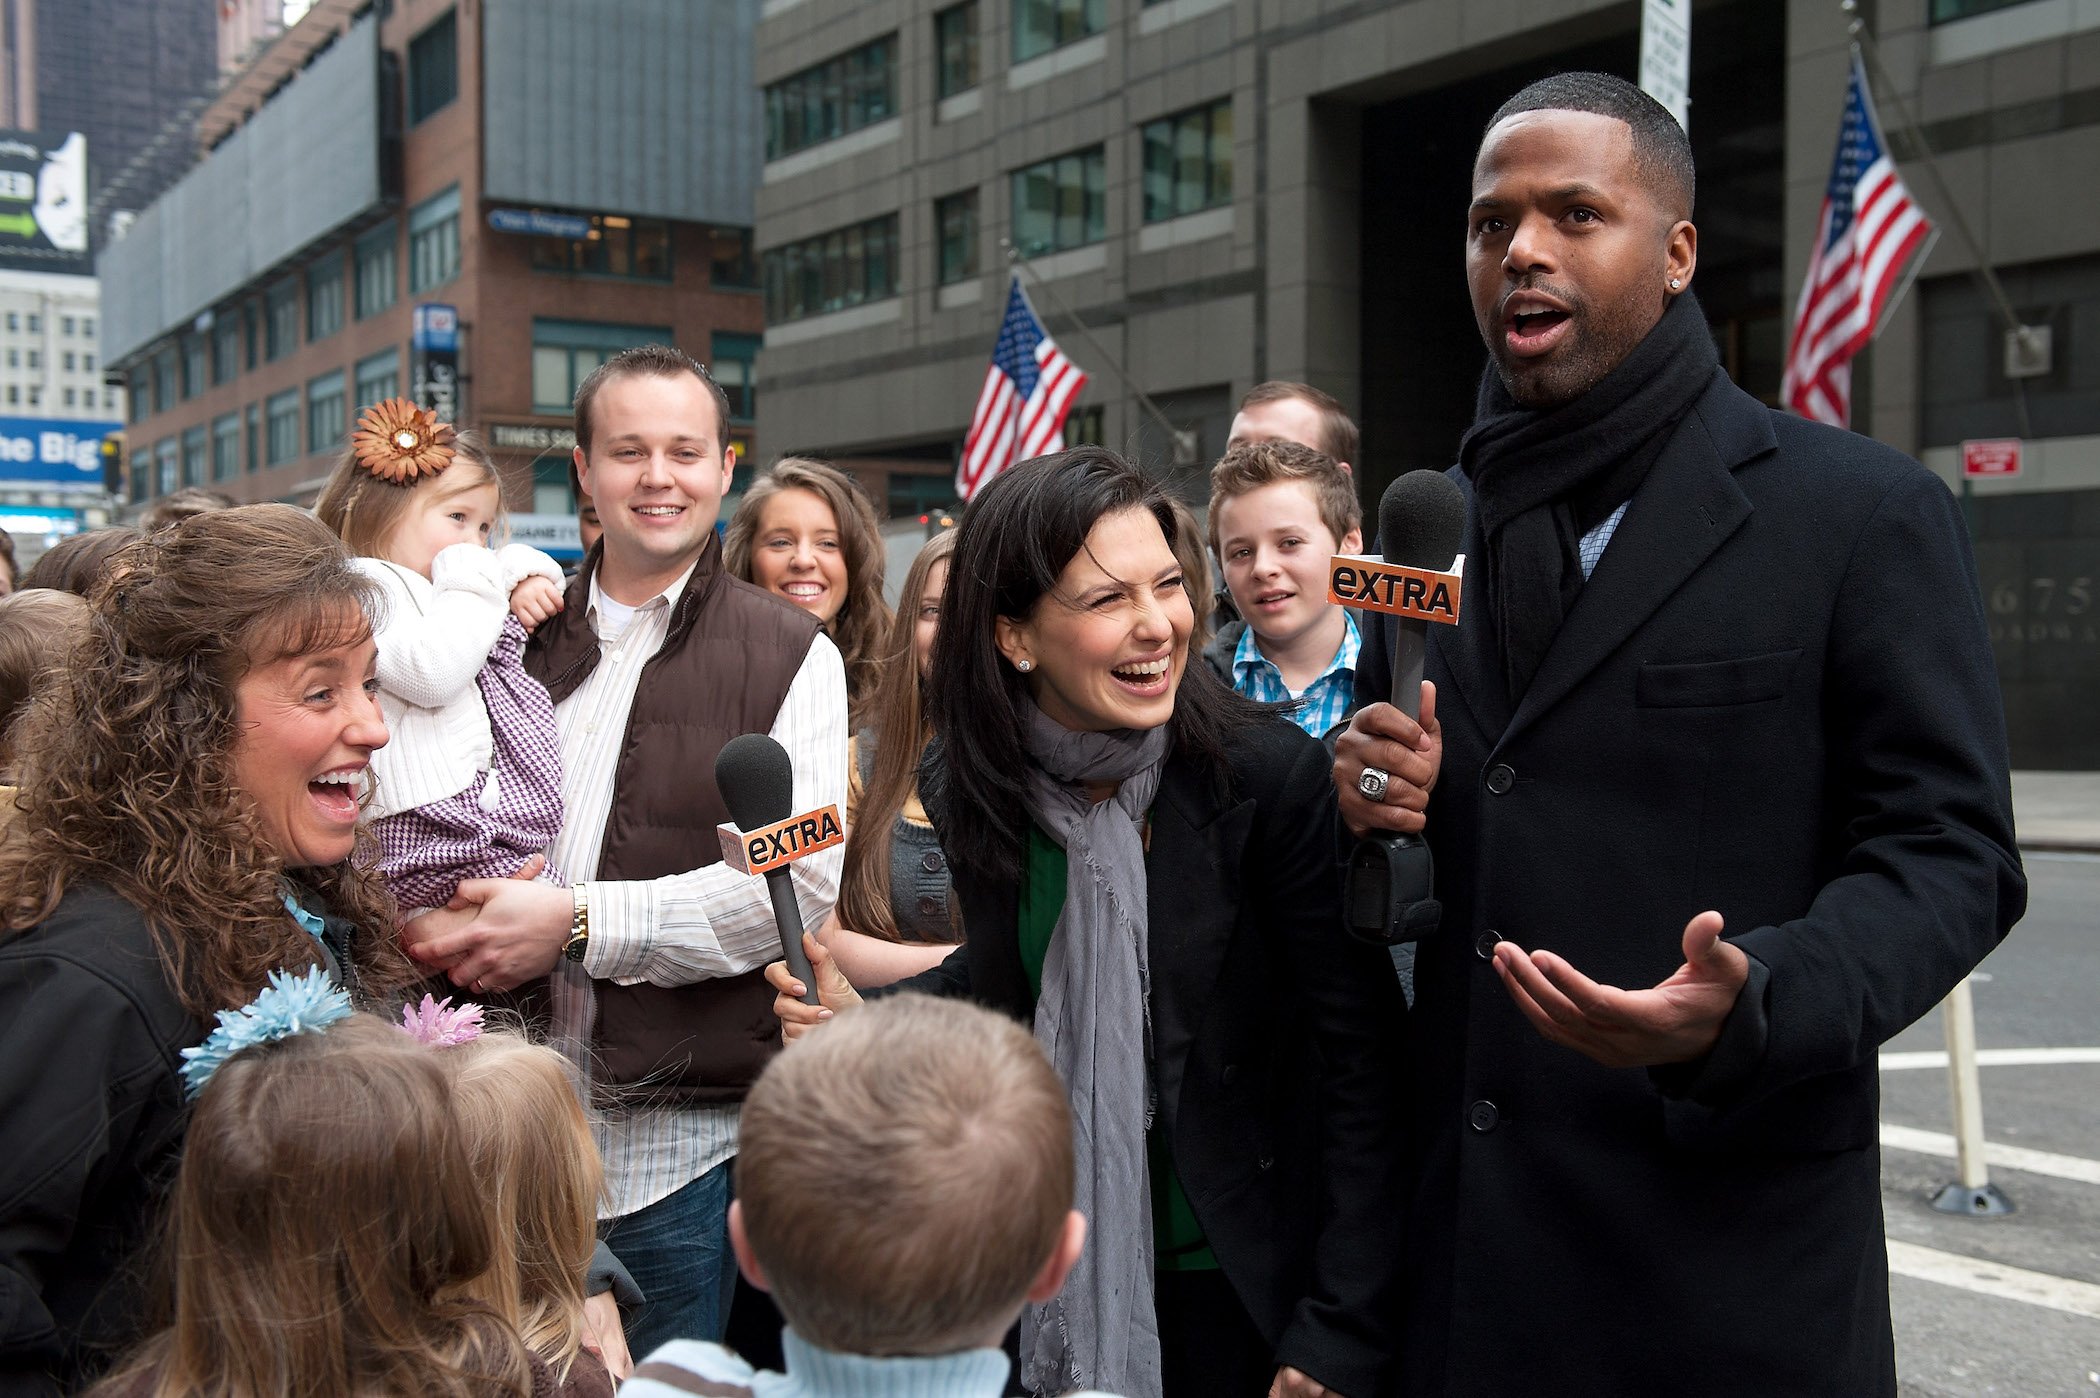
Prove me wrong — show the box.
[1578,502,1631,580]
[1232,610,1362,738]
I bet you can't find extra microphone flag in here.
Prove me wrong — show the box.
[718,807,844,877]
[1327,553,1465,623]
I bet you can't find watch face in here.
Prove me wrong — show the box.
[564,936,587,963]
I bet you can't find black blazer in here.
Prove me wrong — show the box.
[903,719,1408,1398]
[1364,371,2026,1397]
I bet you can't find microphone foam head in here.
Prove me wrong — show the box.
[1379,469,1468,572]
[715,732,795,831]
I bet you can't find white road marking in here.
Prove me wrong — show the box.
[1886,1240,2100,1321]
[1881,1123,2100,1187]
[1881,1047,2100,1071]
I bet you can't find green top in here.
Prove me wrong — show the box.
[1017,822,1218,1272]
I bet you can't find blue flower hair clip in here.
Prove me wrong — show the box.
[179,967,353,1098]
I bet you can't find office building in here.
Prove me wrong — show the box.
[752,0,2100,764]
[101,0,764,540]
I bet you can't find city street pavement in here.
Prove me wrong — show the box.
[1883,797,2100,1397]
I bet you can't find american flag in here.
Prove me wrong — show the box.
[1781,50,1934,427]
[957,276,1087,500]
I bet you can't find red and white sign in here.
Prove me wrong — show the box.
[1961,438,2022,479]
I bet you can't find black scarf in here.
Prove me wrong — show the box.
[1459,290,1720,701]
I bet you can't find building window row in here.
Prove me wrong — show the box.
[1142,99,1233,223]
[1012,147,1105,258]
[357,220,400,319]
[760,215,900,326]
[265,277,299,362]
[408,9,458,125]
[530,214,672,281]
[764,35,897,161]
[308,250,346,343]
[936,1,979,99]
[1014,0,1103,63]
[531,319,674,415]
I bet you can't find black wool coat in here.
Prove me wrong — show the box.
[901,719,1410,1398]
[1360,370,2026,1396]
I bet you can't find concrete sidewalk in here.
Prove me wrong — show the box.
[2013,771,2100,853]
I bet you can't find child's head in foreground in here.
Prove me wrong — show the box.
[1209,436,1363,651]
[731,993,1084,1357]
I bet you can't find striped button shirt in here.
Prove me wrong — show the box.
[549,560,848,1218]
[1231,610,1362,739]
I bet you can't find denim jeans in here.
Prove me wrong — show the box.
[598,1157,736,1359]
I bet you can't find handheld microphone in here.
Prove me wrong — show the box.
[1336,470,1468,946]
[714,733,843,1006]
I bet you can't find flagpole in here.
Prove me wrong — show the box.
[1871,226,1939,342]
[1841,4,2037,356]
[999,240,1199,465]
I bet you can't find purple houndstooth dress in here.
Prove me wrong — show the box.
[371,614,565,913]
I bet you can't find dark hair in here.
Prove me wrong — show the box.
[926,447,1266,882]
[20,526,144,599]
[1486,71,1695,219]
[572,344,733,455]
[140,487,239,534]
[1237,381,1360,470]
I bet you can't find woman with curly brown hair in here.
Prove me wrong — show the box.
[723,458,891,722]
[0,503,423,1397]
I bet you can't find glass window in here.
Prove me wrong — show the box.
[26,314,38,332]
[764,36,898,161]
[82,316,93,337]
[155,437,178,496]
[246,403,261,473]
[212,413,240,481]
[530,319,673,414]
[62,387,74,406]
[182,425,207,487]
[243,300,259,368]
[710,227,757,288]
[307,372,347,455]
[1930,0,2033,19]
[130,446,151,501]
[307,249,345,342]
[4,387,16,405]
[1010,147,1105,257]
[212,311,240,384]
[529,214,674,280]
[3,312,14,330]
[409,187,462,293]
[356,221,398,318]
[4,349,13,366]
[355,347,400,406]
[153,347,178,413]
[408,9,458,124]
[83,352,93,372]
[265,276,300,360]
[761,215,901,324]
[1014,0,1102,62]
[713,331,760,422]
[128,368,149,423]
[61,351,73,371]
[24,348,37,369]
[936,2,979,99]
[182,334,208,398]
[1142,99,1233,222]
[937,189,979,285]
[59,315,73,336]
[265,388,301,466]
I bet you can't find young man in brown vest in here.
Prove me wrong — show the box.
[404,344,848,1359]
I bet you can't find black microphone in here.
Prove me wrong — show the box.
[714,733,820,1006]
[1380,469,1468,721]
[1345,469,1467,947]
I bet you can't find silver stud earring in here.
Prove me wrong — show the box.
[1669,278,1681,290]
[1017,659,1034,673]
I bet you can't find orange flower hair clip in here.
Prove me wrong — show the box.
[351,397,455,484]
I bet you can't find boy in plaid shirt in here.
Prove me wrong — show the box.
[1203,437,1364,743]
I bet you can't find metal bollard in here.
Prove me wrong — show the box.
[1929,976,2013,1216]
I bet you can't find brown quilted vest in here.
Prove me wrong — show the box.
[524,532,819,1106]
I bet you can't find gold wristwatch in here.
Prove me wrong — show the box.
[563,884,590,963]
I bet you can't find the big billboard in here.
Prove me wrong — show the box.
[0,130,88,275]
[0,417,120,489]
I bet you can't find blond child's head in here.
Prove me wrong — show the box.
[443,1029,603,1378]
[1208,438,1364,655]
[314,422,505,578]
[731,994,1084,1357]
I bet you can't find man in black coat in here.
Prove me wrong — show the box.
[1334,73,2026,1396]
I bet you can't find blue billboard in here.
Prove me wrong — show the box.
[0,416,119,489]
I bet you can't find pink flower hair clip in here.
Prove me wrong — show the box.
[397,994,486,1047]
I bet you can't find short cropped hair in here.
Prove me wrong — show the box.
[140,487,239,534]
[1208,438,1362,556]
[1238,381,1359,471]
[1485,71,1695,220]
[736,995,1074,1356]
[572,344,733,456]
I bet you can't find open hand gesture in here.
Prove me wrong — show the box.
[1490,911,1748,1068]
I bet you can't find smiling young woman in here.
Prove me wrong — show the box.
[768,448,1411,1398]
[0,505,420,1393]
[724,458,891,724]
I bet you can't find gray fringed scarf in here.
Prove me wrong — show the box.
[1017,703,1171,1398]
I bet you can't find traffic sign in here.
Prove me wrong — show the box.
[1962,438,2021,479]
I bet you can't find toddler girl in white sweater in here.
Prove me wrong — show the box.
[315,399,567,919]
